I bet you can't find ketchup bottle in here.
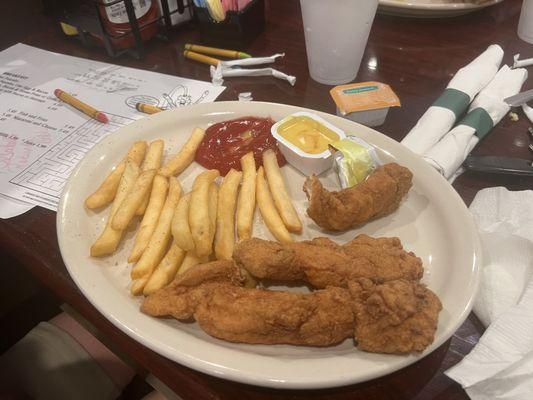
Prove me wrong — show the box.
[98,0,159,50]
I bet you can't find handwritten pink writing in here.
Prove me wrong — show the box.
[15,141,31,171]
[0,136,17,172]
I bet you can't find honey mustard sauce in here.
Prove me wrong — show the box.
[277,115,340,154]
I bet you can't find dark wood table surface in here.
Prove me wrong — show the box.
[2,0,533,398]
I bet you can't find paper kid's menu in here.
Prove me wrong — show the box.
[0,44,225,216]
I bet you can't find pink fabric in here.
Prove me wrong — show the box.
[237,0,250,11]
[49,313,135,390]
[221,0,232,12]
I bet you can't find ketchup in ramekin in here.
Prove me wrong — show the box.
[195,116,286,176]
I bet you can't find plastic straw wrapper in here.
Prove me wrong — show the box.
[210,64,296,86]
[219,53,285,68]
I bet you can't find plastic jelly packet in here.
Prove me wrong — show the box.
[330,136,381,189]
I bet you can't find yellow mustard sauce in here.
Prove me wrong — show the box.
[278,116,340,154]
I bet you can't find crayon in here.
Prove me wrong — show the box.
[54,89,108,123]
[135,103,164,114]
[183,50,221,66]
[184,43,251,59]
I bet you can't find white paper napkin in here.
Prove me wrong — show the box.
[445,187,533,400]
[401,44,503,154]
[423,65,528,180]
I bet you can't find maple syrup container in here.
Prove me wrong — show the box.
[98,0,159,50]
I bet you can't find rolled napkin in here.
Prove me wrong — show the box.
[445,187,533,399]
[423,65,528,179]
[401,44,503,154]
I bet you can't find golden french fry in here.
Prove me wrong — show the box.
[236,151,256,240]
[208,182,218,255]
[256,167,292,244]
[130,177,181,282]
[136,196,149,216]
[128,175,169,263]
[176,251,207,276]
[141,139,165,171]
[159,128,206,177]
[111,169,157,230]
[90,159,140,257]
[130,276,149,296]
[171,193,195,251]
[189,169,219,258]
[136,140,165,215]
[85,141,146,209]
[262,149,302,233]
[143,241,186,295]
[215,169,242,260]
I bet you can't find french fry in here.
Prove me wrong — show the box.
[85,141,146,209]
[208,182,218,255]
[90,159,140,257]
[111,169,157,230]
[136,140,165,215]
[128,175,169,263]
[262,149,302,233]
[176,251,207,276]
[215,169,242,260]
[159,128,206,177]
[130,177,181,283]
[256,167,292,244]
[189,169,219,258]
[141,139,165,171]
[236,151,256,240]
[130,276,149,296]
[171,193,195,251]
[143,240,186,295]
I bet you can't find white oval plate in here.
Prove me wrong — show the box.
[378,0,503,17]
[57,101,481,389]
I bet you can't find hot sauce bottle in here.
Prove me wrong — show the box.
[98,0,159,50]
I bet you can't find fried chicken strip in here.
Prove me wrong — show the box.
[304,163,413,231]
[349,278,442,354]
[233,235,423,288]
[141,262,355,346]
[141,261,441,353]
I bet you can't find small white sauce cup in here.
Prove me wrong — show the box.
[271,112,346,176]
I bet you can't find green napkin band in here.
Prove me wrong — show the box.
[432,88,471,119]
[460,107,494,139]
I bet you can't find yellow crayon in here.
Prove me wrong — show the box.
[54,89,108,123]
[136,103,164,115]
[183,50,220,66]
[184,44,251,59]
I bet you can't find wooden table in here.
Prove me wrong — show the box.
[2,0,532,398]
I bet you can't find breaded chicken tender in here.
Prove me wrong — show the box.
[304,163,413,231]
[349,278,442,354]
[141,261,441,353]
[141,262,355,346]
[233,235,423,288]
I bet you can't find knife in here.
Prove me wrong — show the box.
[464,155,533,176]
[504,88,533,107]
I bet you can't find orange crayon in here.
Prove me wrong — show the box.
[54,89,109,123]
